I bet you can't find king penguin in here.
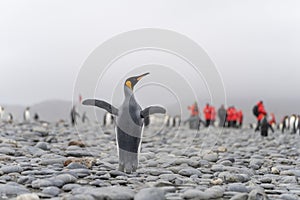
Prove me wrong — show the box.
[83,72,166,173]
[23,107,30,122]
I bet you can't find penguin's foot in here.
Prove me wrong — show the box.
[118,149,138,173]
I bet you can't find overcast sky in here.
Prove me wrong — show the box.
[1,0,300,111]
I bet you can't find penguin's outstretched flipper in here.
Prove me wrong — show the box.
[140,106,166,118]
[82,99,119,116]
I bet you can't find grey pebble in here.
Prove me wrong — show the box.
[41,186,61,197]
[134,188,165,200]
[0,182,29,196]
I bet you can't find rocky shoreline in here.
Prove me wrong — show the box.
[0,122,300,200]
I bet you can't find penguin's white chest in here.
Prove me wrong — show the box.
[25,111,30,120]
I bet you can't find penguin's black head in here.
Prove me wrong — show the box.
[125,72,149,90]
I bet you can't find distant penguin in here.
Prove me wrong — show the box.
[7,113,13,123]
[289,114,297,134]
[168,116,174,127]
[82,112,89,123]
[34,113,39,122]
[83,72,166,173]
[261,116,274,137]
[103,112,114,126]
[281,115,289,133]
[164,115,170,127]
[23,107,30,122]
[70,106,80,126]
[0,106,4,120]
[173,115,181,127]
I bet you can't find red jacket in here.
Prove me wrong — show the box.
[269,113,276,125]
[237,110,243,123]
[231,107,237,121]
[226,107,233,121]
[211,107,216,120]
[257,102,267,120]
[203,105,212,120]
[188,104,199,116]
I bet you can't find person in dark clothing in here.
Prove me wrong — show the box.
[218,105,226,127]
[71,106,80,126]
[203,103,212,127]
[261,115,274,137]
[255,101,267,132]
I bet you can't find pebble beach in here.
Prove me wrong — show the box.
[0,122,300,200]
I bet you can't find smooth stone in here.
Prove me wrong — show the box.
[22,146,45,157]
[271,167,280,174]
[218,172,248,183]
[134,188,165,200]
[109,170,127,177]
[203,153,219,162]
[66,150,92,157]
[17,176,35,185]
[90,179,109,187]
[35,142,50,150]
[16,193,40,200]
[211,164,224,172]
[137,168,171,176]
[182,186,224,200]
[0,147,15,155]
[280,170,300,177]
[178,168,201,177]
[220,160,233,166]
[55,173,77,184]
[280,194,299,200]
[260,183,275,190]
[62,184,81,191]
[66,162,87,169]
[0,165,23,174]
[40,154,66,165]
[230,193,248,200]
[72,186,134,200]
[210,178,223,185]
[41,186,61,197]
[32,179,54,189]
[227,183,248,193]
[259,177,272,183]
[248,189,268,200]
[67,194,95,200]
[0,183,29,196]
[280,176,297,183]
[159,174,177,182]
[66,169,90,178]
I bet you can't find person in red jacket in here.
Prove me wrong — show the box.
[211,106,216,127]
[269,113,276,126]
[203,103,212,127]
[237,110,243,128]
[255,101,267,131]
[188,102,199,117]
[231,106,238,128]
[226,107,231,127]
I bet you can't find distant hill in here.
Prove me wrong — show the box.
[2,99,107,123]
[3,100,71,122]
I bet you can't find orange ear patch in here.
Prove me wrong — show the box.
[126,81,132,89]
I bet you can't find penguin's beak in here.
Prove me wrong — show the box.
[136,72,150,81]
